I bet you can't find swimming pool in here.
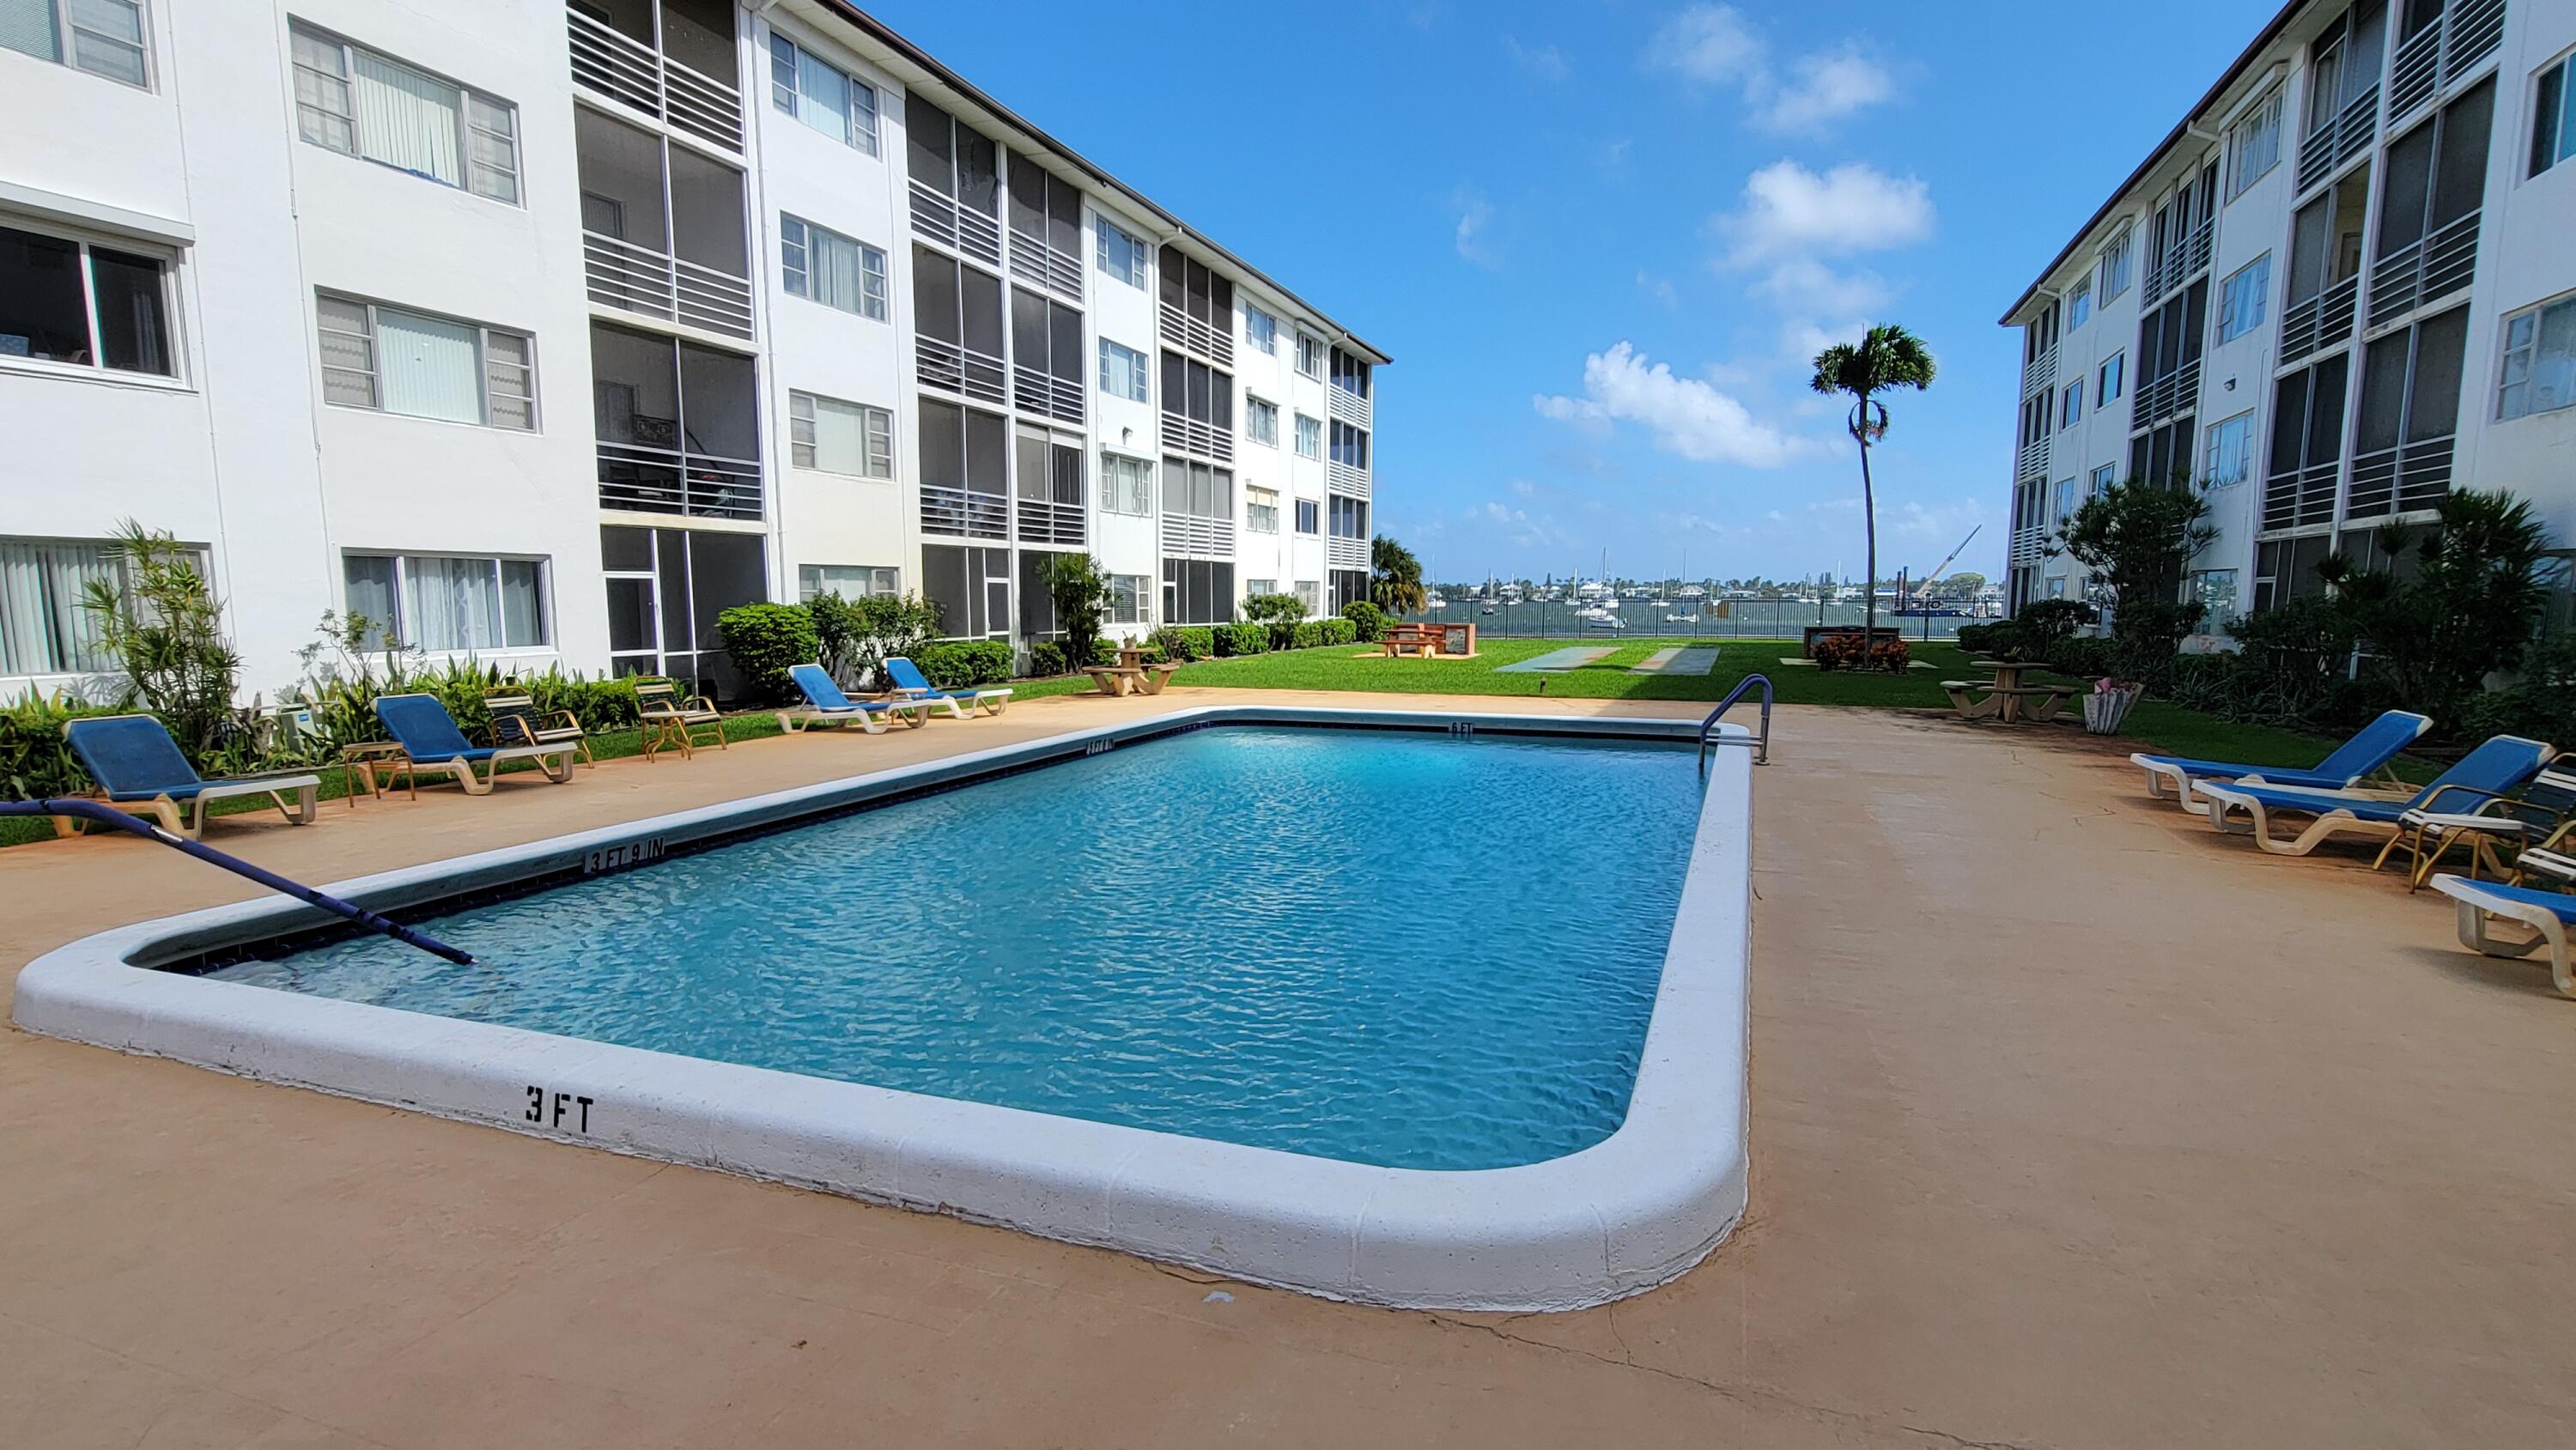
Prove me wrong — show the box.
[16,706,1753,1309]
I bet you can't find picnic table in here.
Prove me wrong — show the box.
[1087,645,1182,697]
[1381,623,1442,658]
[1941,659,2079,725]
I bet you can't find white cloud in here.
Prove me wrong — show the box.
[1646,4,1764,86]
[1756,46,1896,132]
[1636,270,1680,308]
[1719,161,1934,266]
[1533,342,1810,468]
[1509,478,1539,499]
[1504,35,1571,82]
[1749,257,1891,318]
[1453,188,1499,269]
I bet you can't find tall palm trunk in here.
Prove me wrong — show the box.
[1853,398,1877,640]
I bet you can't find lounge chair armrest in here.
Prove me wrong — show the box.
[2413,783,2518,816]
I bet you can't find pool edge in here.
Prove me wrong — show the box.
[12,705,1753,1312]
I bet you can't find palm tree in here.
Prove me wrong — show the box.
[1810,325,1936,640]
[1370,535,1428,616]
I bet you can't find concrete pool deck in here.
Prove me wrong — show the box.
[3,689,2573,1447]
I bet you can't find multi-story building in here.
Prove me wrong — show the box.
[0,0,1388,701]
[2000,0,2571,631]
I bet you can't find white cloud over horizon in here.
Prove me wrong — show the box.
[1643,5,1898,135]
[1534,342,1814,468]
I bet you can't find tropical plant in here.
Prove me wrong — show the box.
[1038,553,1117,677]
[2057,480,2216,683]
[1809,325,1937,641]
[76,520,242,761]
[714,603,818,705]
[1370,535,1428,616]
[1242,592,1307,648]
[2316,489,2552,725]
[811,590,941,689]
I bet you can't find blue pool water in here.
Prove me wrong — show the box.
[215,726,1704,1169]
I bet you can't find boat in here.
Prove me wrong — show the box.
[1480,601,1496,616]
[1664,612,1692,623]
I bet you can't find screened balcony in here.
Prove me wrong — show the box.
[567,0,744,151]
[2388,0,2506,123]
[2295,0,2386,193]
[591,321,762,520]
[576,109,753,339]
[1328,346,1373,429]
[1005,155,1084,302]
[2279,168,2369,363]
[1157,245,1233,367]
[914,245,1006,407]
[907,94,1002,266]
[2366,77,2491,330]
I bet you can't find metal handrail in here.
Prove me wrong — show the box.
[1,798,472,963]
[1699,673,1772,769]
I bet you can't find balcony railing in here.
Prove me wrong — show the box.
[909,179,1002,267]
[2344,434,2454,519]
[1007,228,1083,302]
[2135,358,2202,427]
[920,486,1008,540]
[1012,366,1084,426]
[1160,300,1233,368]
[2021,343,2056,397]
[2262,459,2341,531]
[1162,513,1236,558]
[2295,84,2379,194]
[1327,534,1367,570]
[1328,385,1371,429]
[1016,499,1085,547]
[567,7,742,152]
[2366,209,2479,328]
[2017,434,2050,481]
[596,442,762,520]
[1162,412,1233,464]
[2391,0,2508,123]
[916,336,1006,408]
[2279,274,2360,363]
[582,232,753,340]
[2141,216,2213,307]
[1327,461,1370,499]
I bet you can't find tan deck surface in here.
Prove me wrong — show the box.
[3,689,2572,1447]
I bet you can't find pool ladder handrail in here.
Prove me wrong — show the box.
[0,798,475,964]
[1698,674,1772,769]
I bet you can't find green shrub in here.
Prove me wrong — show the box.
[810,590,941,690]
[2461,631,2576,745]
[914,640,1012,689]
[1341,601,1386,641]
[1027,640,1067,677]
[1954,622,2006,654]
[1,693,118,801]
[1242,592,1307,648]
[1148,625,1214,663]
[1317,618,1358,646]
[1039,554,1117,673]
[714,603,819,705]
[2046,635,2117,679]
[1212,622,1271,657]
[1289,621,1324,648]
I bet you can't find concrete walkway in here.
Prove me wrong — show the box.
[3,689,2572,1448]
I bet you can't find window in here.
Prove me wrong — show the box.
[2097,353,2124,406]
[2,0,147,87]
[343,553,548,652]
[2227,90,2283,198]
[1247,485,1279,533]
[1329,347,1372,397]
[1011,287,1084,422]
[2066,277,2092,331]
[916,398,1009,539]
[0,221,173,378]
[2204,410,2255,488]
[788,391,892,477]
[1329,420,1369,469]
[1293,412,1321,459]
[2216,254,2271,343]
[1159,348,1233,446]
[1005,154,1084,271]
[1246,395,1278,446]
[0,536,158,674]
[1246,578,1278,598]
[2097,227,2133,301]
[2532,52,2574,178]
[1159,558,1236,626]
[2091,463,2117,496]
[2498,294,2576,420]
[1096,216,1147,288]
[1328,494,1368,539]
[768,32,876,154]
[798,564,897,600]
[1109,573,1149,624]
[2060,380,2081,428]
[1295,498,1320,534]
[290,23,517,203]
[1244,304,1279,355]
[2052,478,2076,525]
[1295,580,1321,612]
[318,294,532,428]
[1098,337,1149,402]
[920,543,1009,638]
[781,216,888,320]
[2189,569,2239,631]
[1100,452,1152,514]
[1295,332,1323,379]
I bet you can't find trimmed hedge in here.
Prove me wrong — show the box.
[1341,601,1386,641]
[1286,618,1360,649]
[1026,640,1067,677]
[1212,622,1270,657]
[1149,625,1215,663]
[714,603,819,704]
[914,640,1013,689]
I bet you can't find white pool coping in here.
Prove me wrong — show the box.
[14,706,1754,1312]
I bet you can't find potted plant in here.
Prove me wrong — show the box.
[2083,676,2143,735]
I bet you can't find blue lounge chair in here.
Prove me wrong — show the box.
[2130,709,2430,814]
[779,664,933,735]
[884,657,1012,719]
[59,713,320,840]
[372,693,577,796]
[2193,735,2555,859]
[2431,874,2576,998]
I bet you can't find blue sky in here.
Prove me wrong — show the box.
[871,0,2272,585]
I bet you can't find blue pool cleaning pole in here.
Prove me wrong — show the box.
[1,798,475,966]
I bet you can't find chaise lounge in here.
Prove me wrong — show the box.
[2430,873,2576,998]
[780,664,935,734]
[58,714,320,840]
[2192,735,2555,862]
[884,657,1012,718]
[372,693,579,796]
[2131,708,2431,815]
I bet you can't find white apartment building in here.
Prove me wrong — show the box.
[0,0,1388,701]
[2001,0,2573,632]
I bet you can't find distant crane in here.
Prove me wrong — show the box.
[1897,525,1984,635]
